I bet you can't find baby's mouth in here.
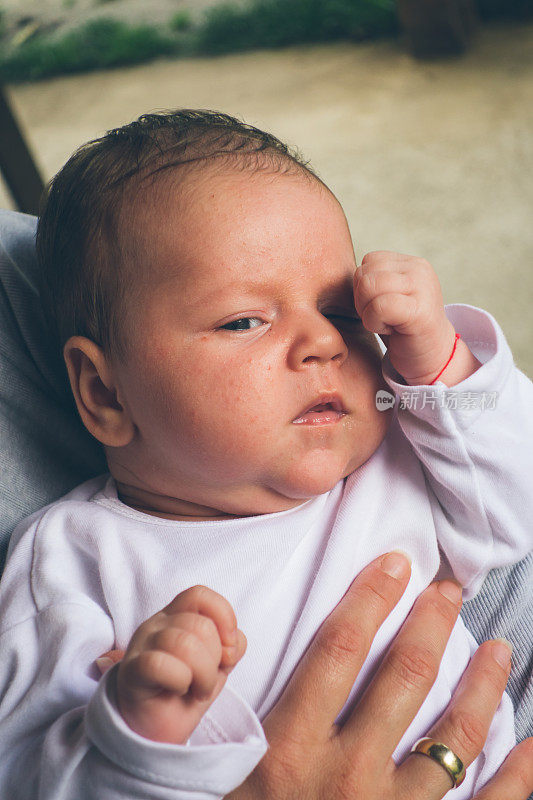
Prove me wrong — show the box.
[292,394,348,425]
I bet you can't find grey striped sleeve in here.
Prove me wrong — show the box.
[462,554,533,740]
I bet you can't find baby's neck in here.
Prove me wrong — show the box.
[115,481,247,521]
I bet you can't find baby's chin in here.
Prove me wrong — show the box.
[273,421,391,502]
[271,450,365,501]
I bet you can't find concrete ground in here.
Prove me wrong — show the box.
[2,21,532,375]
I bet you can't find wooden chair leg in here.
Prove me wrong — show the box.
[397,0,479,57]
[0,85,45,215]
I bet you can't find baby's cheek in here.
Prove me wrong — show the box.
[180,381,269,459]
[346,345,392,457]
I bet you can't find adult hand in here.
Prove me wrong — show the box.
[224,552,533,800]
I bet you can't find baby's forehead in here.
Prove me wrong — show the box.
[120,163,347,287]
[127,158,331,221]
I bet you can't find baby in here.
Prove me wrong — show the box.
[0,109,531,800]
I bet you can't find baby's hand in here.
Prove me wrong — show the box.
[114,585,246,744]
[354,252,480,385]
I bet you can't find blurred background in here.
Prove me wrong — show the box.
[1,0,532,374]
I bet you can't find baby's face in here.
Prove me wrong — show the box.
[108,168,391,517]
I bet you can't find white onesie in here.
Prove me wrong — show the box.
[0,304,531,800]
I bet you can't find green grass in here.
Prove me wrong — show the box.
[0,0,399,82]
[197,0,397,55]
[169,10,193,33]
[0,17,180,81]
[1,0,530,84]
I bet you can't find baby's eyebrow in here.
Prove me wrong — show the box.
[190,275,355,308]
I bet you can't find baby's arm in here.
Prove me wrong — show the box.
[116,585,246,744]
[354,252,533,596]
[0,515,265,800]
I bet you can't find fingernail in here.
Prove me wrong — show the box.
[437,580,463,605]
[381,551,411,579]
[95,657,114,675]
[492,639,512,669]
[223,643,242,666]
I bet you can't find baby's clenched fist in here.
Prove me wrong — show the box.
[115,585,246,744]
[354,252,480,385]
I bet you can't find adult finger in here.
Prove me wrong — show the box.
[473,737,533,800]
[96,648,124,674]
[397,639,513,797]
[263,551,411,743]
[340,580,462,759]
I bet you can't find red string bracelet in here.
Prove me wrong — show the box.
[428,333,461,385]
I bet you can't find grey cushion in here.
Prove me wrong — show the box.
[0,209,531,739]
[0,209,105,571]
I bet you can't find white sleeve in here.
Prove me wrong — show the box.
[382,303,533,599]
[0,529,267,799]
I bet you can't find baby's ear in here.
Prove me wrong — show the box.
[63,336,134,447]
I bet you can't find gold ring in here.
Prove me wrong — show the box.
[410,737,466,788]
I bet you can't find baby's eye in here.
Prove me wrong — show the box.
[219,317,265,331]
[325,312,362,324]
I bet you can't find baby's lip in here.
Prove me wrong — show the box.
[293,392,348,422]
